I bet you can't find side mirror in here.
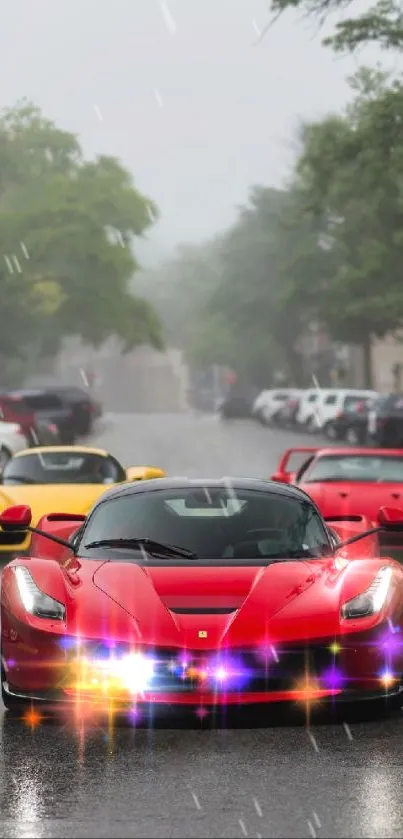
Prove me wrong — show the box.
[125,466,167,482]
[270,472,290,484]
[378,506,403,530]
[0,504,32,531]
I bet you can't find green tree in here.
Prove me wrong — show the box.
[0,100,162,382]
[269,0,403,52]
[294,67,403,384]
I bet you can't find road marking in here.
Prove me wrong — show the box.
[307,819,317,838]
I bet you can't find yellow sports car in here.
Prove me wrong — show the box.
[0,446,166,555]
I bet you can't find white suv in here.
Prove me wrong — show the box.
[311,389,377,434]
[0,421,29,468]
[295,388,321,429]
[252,389,297,425]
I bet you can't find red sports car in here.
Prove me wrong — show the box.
[2,477,403,718]
[272,447,403,519]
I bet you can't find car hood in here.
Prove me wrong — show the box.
[0,483,110,523]
[91,558,354,647]
[300,480,403,520]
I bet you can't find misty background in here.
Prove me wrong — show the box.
[0,0,383,264]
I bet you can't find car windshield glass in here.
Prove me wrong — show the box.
[301,454,403,483]
[79,486,331,560]
[2,452,126,485]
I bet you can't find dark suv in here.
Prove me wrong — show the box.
[7,389,76,444]
[367,394,403,447]
[45,386,100,435]
[0,393,61,446]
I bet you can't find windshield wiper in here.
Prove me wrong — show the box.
[83,537,198,559]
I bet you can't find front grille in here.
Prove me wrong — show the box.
[169,607,237,615]
[61,640,339,694]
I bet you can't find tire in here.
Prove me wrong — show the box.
[346,427,360,445]
[324,422,338,440]
[0,447,12,471]
[305,416,317,433]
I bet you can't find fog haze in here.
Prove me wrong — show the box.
[0,0,381,259]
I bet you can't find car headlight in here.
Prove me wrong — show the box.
[14,566,65,621]
[341,567,393,620]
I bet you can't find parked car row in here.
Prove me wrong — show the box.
[0,385,102,467]
[220,385,403,448]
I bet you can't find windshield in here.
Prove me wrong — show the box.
[301,455,403,484]
[2,452,126,485]
[79,486,330,560]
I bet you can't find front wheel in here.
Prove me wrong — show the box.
[324,421,338,440]
[305,416,317,433]
[346,426,360,445]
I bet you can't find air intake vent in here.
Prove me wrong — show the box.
[169,607,237,615]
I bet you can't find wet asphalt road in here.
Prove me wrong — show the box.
[1,413,403,839]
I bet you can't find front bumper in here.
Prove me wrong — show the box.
[3,682,403,712]
[3,629,403,710]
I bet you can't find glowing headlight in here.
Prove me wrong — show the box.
[341,567,393,620]
[14,567,65,621]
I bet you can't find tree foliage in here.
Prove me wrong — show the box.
[269,0,403,53]
[0,100,162,382]
[142,68,403,388]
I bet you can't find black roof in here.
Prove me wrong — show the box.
[96,476,314,506]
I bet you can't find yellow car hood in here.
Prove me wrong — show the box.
[0,484,109,524]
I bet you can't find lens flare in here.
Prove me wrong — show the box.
[23,708,42,728]
[378,630,403,656]
[293,677,323,702]
[321,666,345,691]
[68,651,155,698]
[379,669,396,688]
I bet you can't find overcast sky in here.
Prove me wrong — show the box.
[0,0,384,259]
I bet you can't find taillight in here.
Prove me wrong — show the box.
[336,410,344,418]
